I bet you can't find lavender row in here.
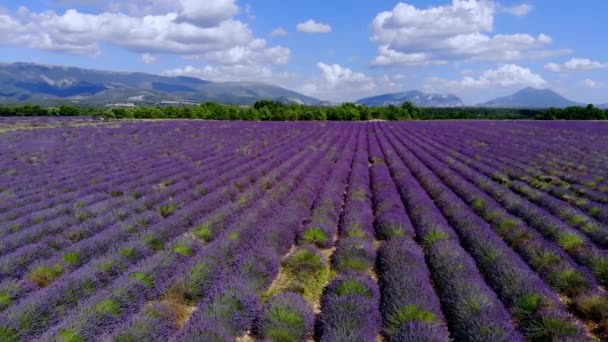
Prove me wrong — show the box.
[0,126,320,282]
[405,126,608,287]
[27,126,344,341]
[0,122,313,226]
[1,121,312,217]
[367,128,450,341]
[422,128,608,247]
[318,126,382,341]
[392,123,608,334]
[0,128,336,339]
[171,126,357,341]
[370,124,521,341]
[382,124,587,340]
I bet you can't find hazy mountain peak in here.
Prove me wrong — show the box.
[481,87,582,108]
[356,90,464,107]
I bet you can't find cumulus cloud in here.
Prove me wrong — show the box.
[270,27,288,37]
[0,1,292,83]
[545,58,608,72]
[371,1,557,66]
[582,79,603,89]
[500,4,533,16]
[176,0,238,27]
[141,53,157,64]
[296,19,332,33]
[160,40,292,84]
[301,63,402,102]
[161,64,297,87]
[1,6,256,55]
[191,40,291,66]
[424,64,547,92]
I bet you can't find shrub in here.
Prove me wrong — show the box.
[256,293,313,342]
[28,264,64,287]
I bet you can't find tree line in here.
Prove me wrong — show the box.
[0,101,607,120]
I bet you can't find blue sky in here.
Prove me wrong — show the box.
[0,0,606,104]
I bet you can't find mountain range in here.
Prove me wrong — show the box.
[0,62,321,106]
[479,87,583,108]
[0,63,604,108]
[355,91,464,107]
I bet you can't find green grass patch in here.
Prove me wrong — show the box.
[498,219,518,234]
[423,230,450,247]
[131,272,154,288]
[549,269,591,297]
[115,210,128,221]
[557,233,585,252]
[62,252,82,266]
[525,317,580,340]
[336,254,373,273]
[300,227,329,246]
[576,294,608,323]
[264,306,305,341]
[58,328,85,342]
[472,198,487,210]
[28,264,64,287]
[346,229,367,239]
[591,258,608,286]
[0,327,19,342]
[334,279,372,298]
[267,248,334,307]
[387,305,437,332]
[119,247,137,259]
[529,251,561,272]
[143,235,164,251]
[0,292,13,309]
[195,187,208,196]
[157,203,177,218]
[283,248,324,279]
[514,293,544,318]
[110,190,124,197]
[208,294,244,320]
[382,223,407,239]
[589,207,602,218]
[193,225,213,242]
[567,214,588,227]
[93,298,122,315]
[172,245,194,257]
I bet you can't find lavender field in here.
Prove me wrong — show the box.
[1,119,608,341]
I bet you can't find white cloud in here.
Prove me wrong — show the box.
[424,64,547,92]
[582,79,603,89]
[545,62,561,72]
[0,1,292,84]
[300,63,403,102]
[270,27,288,37]
[161,38,291,85]
[371,1,557,66]
[141,53,157,64]
[161,64,297,87]
[545,58,608,72]
[176,0,238,27]
[192,40,291,66]
[1,6,254,55]
[501,4,533,16]
[296,19,332,34]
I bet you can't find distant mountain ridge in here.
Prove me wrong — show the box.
[480,87,583,108]
[355,90,464,107]
[0,62,321,106]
